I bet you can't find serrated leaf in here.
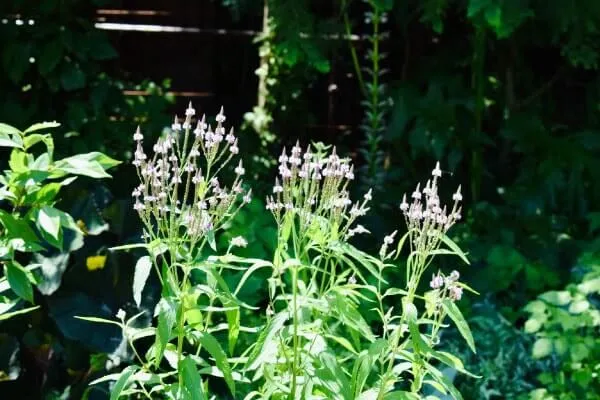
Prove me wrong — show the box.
[441,299,475,353]
[133,256,152,307]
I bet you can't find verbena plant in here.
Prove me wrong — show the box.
[86,104,478,399]
[0,121,119,321]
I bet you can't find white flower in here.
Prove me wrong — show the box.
[449,270,460,281]
[432,161,442,178]
[235,160,245,176]
[430,273,444,289]
[171,116,182,131]
[383,230,397,245]
[449,285,463,301]
[348,275,357,285]
[185,102,196,116]
[412,183,421,200]
[215,106,226,123]
[273,178,283,193]
[133,126,143,141]
[400,194,409,211]
[364,189,373,202]
[116,309,126,320]
[230,236,248,248]
[453,185,462,202]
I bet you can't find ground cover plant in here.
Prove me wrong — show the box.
[70,104,478,399]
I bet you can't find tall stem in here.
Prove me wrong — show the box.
[289,264,299,399]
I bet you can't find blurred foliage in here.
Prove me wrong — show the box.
[445,301,548,399]
[0,0,174,161]
[524,252,600,399]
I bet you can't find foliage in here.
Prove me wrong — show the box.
[0,0,174,160]
[444,301,547,399]
[343,0,393,193]
[0,121,119,317]
[239,0,338,187]
[0,121,122,394]
[524,252,600,399]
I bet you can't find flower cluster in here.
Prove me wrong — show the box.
[132,104,250,248]
[399,162,462,253]
[265,143,370,240]
[430,270,463,301]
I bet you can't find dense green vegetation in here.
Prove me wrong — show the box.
[1,0,599,399]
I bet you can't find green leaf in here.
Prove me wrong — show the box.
[439,233,470,265]
[524,318,542,333]
[5,261,34,303]
[0,305,40,321]
[430,350,480,378]
[225,306,240,356]
[441,299,476,353]
[109,243,148,252]
[371,0,394,11]
[154,298,177,367]
[23,121,61,134]
[539,291,571,306]
[73,152,121,170]
[406,302,430,357]
[383,391,421,400]
[351,339,387,396]
[246,312,288,370]
[132,256,152,307]
[315,352,353,400]
[53,158,109,178]
[0,123,22,137]
[0,129,23,149]
[37,206,62,245]
[532,337,552,359]
[207,229,217,251]
[578,277,600,295]
[74,315,122,327]
[195,332,235,396]
[38,39,63,75]
[110,366,137,400]
[424,362,464,400]
[179,357,207,400]
[60,64,86,91]
[330,291,376,342]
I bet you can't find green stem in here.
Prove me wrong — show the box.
[341,0,367,96]
[289,264,299,399]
